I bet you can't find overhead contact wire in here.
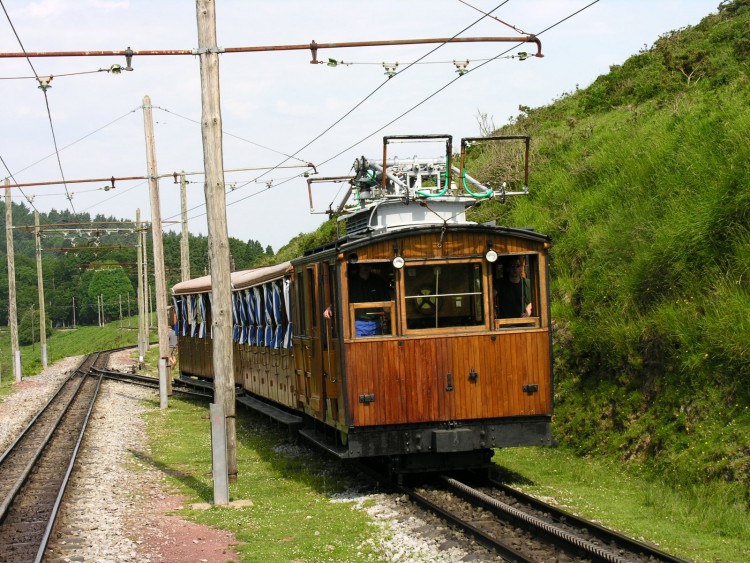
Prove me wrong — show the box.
[191,1,512,220]
[236,0,602,212]
[0,0,75,212]
[0,154,40,213]
[319,0,602,167]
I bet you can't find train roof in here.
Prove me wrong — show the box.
[172,261,292,295]
[294,222,550,263]
[232,261,292,290]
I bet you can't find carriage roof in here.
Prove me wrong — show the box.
[172,261,292,295]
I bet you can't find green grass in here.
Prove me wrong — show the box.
[140,403,750,562]
[462,4,750,497]
[494,446,750,562]
[0,316,145,399]
[142,398,380,562]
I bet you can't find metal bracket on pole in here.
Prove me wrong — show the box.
[14,350,21,382]
[159,358,168,410]
[191,47,225,55]
[210,403,229,505]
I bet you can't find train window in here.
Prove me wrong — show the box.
[403,262,484,330]
[295,271,308,336]
[493,254,540,328]
[347,263,395,338]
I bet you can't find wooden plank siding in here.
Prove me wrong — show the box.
[177,335,298,409]
[345,330,551,426]
[178,336,215,379]
[356,231,538,262]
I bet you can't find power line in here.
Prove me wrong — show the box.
[177,1,514,223]
[1,154,40,214]
[0,0,75,213]
[207,0,602,216]
[456,0,529,34]
[9,107,140,178]
[228,2,517,202]
[151,106,311,164]
[0,64,131,81]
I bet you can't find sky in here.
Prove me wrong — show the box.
[1,0,717,252]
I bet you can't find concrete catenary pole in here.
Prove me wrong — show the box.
[34,212,48,368]
[196,0,238,488]
[143,95,172,396]
[5,181,21,381]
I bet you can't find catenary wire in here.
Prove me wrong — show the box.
[151,106,311,164]
[175,1,511,223]
[0,0,75,212]
[456,0,529,34]
[0,154,40,213]
[318,0,602,169]
[8,107,141,177]
[212,0,601,215]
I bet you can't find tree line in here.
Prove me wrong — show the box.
[0,202,273,343]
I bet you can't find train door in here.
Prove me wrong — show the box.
[292,264,324,418]
[321,262,343,427]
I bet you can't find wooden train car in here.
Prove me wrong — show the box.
[172,135,553,472]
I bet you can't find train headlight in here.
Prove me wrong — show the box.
[392,256,405,269]
[485,249,498,263]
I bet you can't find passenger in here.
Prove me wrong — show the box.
[348,265,390,336]
[168,326,178,366]
[496,258,532,318]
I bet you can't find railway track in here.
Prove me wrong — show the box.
[0,352,108,563]
[91,366,213,400]
[397,474,688,562]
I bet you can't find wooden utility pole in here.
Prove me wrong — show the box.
[143,95,172,396]
[196,0,237,489]
[5,182,21,381]
[180,172,191,282]
[145,228,150,340]
[34,211,48,368]
[136,209,146,366]
[141,218,150,358]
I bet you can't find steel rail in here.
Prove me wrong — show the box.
[35,371,104,562]
[0,356,88,467]
[488,477,688,563]
[442,476,631,563]
[0,369,90,524]
[398,483,534,562]
[92,367,213,399]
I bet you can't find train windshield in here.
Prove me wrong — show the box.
[403,262,484,330]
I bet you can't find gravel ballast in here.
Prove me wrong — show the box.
[1,354,500,562]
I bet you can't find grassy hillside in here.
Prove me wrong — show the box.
[0,319,141,399]
[467,0,750,495]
